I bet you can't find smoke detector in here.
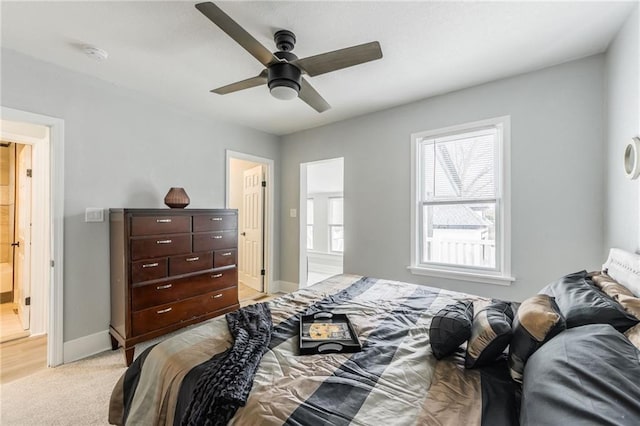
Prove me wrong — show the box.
[82,45,108,61]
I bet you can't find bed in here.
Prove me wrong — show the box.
[109,249,640,426]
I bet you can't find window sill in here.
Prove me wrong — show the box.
[407,265,515,286]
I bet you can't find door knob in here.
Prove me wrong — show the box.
[11,242,19,247]
[241,232,246,236]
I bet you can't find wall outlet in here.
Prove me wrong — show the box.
[85,207,104,222]
[289,208,297,218]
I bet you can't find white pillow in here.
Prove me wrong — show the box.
[603,248,640,297]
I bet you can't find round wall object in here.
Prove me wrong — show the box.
[624,137,640,180]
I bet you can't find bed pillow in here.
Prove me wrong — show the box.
[591,272,640,319]
[603,248,640,297]
[429,301,474,359]
[540,270,639,332]
[465,300,514,368]
[520,324,640,425]
[508,294,565,383]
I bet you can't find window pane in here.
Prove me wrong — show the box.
[330,225,344,252]
[307,199,314,224]
[307,225,313,250]
[422,203,496,268]
[328,197,343,225]
[422,130,495,201]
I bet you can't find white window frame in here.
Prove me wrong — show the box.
[409,116,514,285]
[328,196,344,253]
[306,198,314,250]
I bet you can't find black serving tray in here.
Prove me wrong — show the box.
[299,311,362,355]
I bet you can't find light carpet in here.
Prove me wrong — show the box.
[0,347,126,425]
[0,296,277,425]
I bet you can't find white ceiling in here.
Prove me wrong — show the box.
[1,1,636,136]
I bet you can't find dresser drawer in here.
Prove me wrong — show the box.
[131,287,238,335]
[130,234,191,261]
[131,268,237,311]
[130,215,191,236]
[193,230,237,252]
[214,249,237,268]
[193,214,238,232]
[131,258,168,284]
[169,251,214,276]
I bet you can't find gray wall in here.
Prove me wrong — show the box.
[281,55,606,302]
[605,6,639,254]
[0,49,281,342]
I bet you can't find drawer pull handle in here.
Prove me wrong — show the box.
[156,284,173,290]
[212,235,223,239]
[186,257,200,262]
[142,262,159,268]
[212,294,223,299]
[156,239,172,244]
[221,252,232,257]
[156,219,172,223]
[212,273,223,278]
[157,307,172,314]
[211,217,223,221]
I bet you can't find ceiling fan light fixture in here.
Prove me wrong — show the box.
[267,62,302,101]
[270,84,299,100]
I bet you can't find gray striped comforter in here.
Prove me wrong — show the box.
[109,274,517,426]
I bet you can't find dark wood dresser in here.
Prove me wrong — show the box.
[109,208,239,365]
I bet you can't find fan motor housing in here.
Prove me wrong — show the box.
[268,51,302,92]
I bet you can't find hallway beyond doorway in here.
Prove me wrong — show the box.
[0,302,28,343]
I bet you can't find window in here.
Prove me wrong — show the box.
[328,197,344,253]
[306,198,314,250]
[410,116,513,285]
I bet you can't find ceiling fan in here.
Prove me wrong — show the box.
[195,2,383,113]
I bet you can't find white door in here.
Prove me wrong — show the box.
[15,144,31,330]
[240,165,264,292]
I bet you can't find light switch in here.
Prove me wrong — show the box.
[289,208,297,218]
[85,207,104,222]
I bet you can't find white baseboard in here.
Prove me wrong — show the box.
[271,280,298,294]
[63,330,111,364]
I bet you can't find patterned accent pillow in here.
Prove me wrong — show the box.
[508,294,566,383]
[429,301,474,359]
[465,300,514,368]
[540,270,639,332]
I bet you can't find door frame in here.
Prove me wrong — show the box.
[1,106,65,367]
[225,150,274,294]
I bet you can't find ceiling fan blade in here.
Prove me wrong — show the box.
[211,70,268,94]
[195,2,276,66]
[298,78,330,113]
[293,41,382,77]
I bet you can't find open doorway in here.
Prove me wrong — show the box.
[1,107,64,370]
[299,158,344,288]
[0,141,33,343]
[226,151,274,300]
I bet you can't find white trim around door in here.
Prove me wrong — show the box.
[225,150,275,295]
[1,106,65,367]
